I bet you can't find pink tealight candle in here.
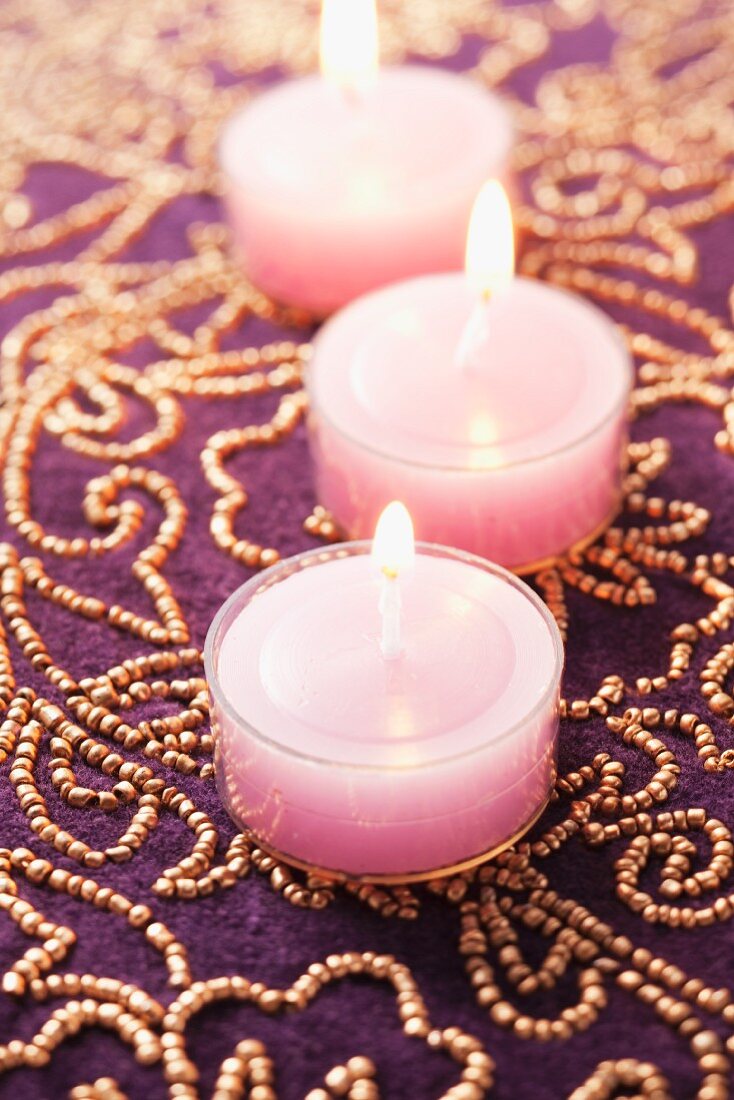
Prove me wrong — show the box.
[206,504,563,881]
[218,0,513,315]
[307,183,633,571]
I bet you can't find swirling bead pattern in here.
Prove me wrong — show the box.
[1,0,734,1096]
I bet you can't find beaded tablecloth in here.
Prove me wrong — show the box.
[2,1,734,1097]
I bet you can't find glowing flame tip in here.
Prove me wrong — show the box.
[465,180,515,300]
[372,501,415,579]
[320,0,379,93]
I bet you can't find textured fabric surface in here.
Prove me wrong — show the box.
[1,2,734,1098]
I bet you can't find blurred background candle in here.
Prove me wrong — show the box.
[218,0,514,315]
[206,505,563,880]
[307,182,633,571]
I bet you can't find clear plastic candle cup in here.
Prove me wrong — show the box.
[205,505,563,882]
[307,183,633,570]
[218,0,514,315]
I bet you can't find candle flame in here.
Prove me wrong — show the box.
[372,501,415,580]
[320,0,379,94]
[465,180,515,300]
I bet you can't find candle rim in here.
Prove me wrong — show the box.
[308,274,634,472]
[217,65,515,211]
[204,540,564,773]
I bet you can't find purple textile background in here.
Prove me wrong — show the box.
[1,9,734,1100]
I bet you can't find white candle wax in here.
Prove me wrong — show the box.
[206,542,563,881]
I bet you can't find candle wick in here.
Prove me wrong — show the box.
[454,296,492,376]
[379,572,403,661]
[339,80,367,110]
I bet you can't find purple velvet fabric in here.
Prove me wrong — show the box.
[2,10,734,1100]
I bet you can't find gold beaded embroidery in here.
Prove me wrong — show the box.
[2,0,734,1097]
